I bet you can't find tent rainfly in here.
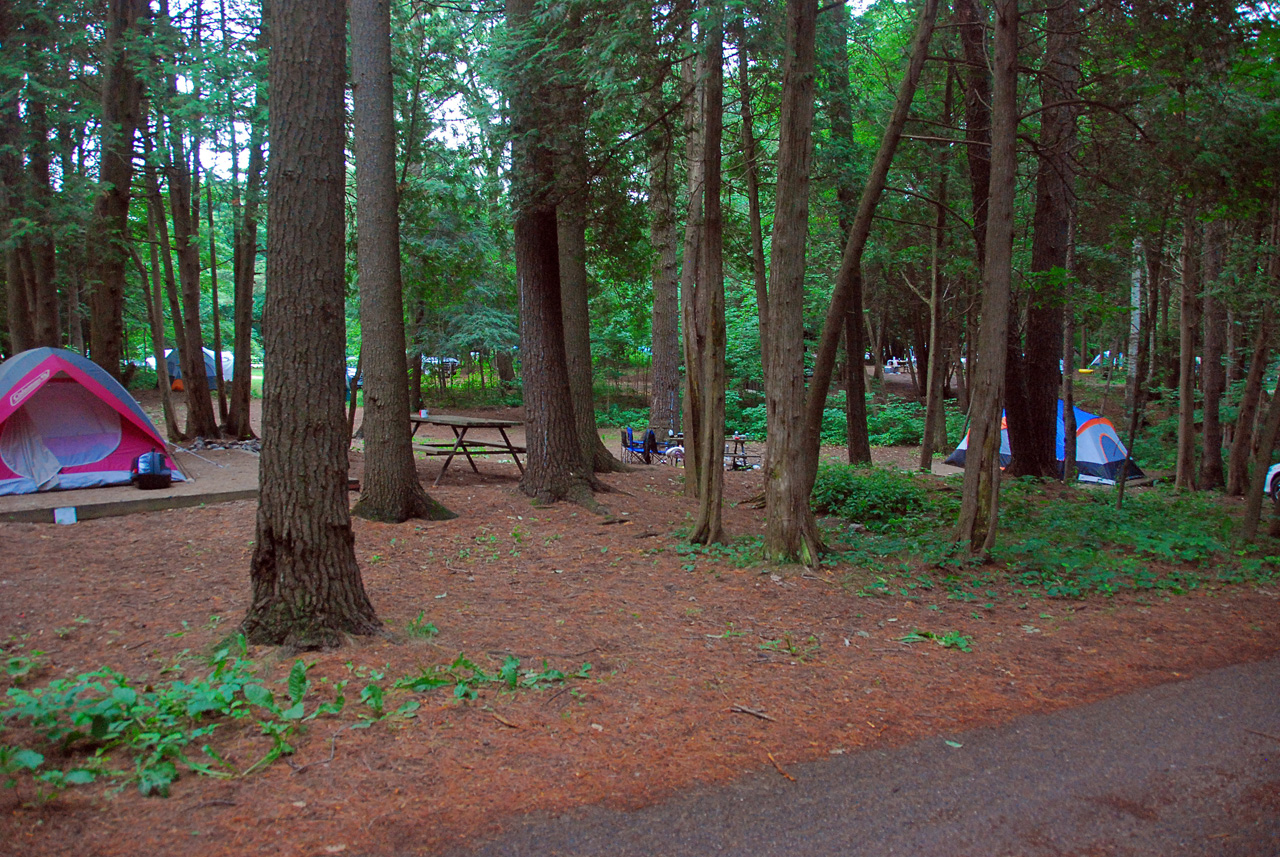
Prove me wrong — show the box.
[0,347,184,495]
[945,400,1143,484]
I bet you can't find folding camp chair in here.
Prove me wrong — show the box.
[621,427,649,464]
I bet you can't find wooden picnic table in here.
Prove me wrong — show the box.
[409,413,525,486]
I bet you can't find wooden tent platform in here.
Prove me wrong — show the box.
[0,447,260,524]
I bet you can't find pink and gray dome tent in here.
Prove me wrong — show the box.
[0,347,184,496]
[944,400,1143,484]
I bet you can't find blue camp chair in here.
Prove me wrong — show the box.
[621,427,649,464]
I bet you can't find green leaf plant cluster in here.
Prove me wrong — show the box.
[817,471,1279,601]
[2,636,591,802]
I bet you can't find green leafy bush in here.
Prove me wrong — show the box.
[810,463,930,529]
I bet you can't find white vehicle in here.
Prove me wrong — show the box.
[1267,463,1280,502]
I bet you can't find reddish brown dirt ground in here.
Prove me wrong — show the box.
[1,396,1278,856]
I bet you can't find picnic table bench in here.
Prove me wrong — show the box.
[409,413,525,486]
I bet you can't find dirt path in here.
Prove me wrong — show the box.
[449,654,1280,856]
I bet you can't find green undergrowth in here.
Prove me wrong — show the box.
[1,637,591,803]
[817,467,1279,601]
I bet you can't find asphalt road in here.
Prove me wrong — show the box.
[450,655,1280,857]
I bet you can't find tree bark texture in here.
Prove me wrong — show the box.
[734,10,770,377]
[956,0,1018,553]
[763,0,820,563]
[821,0,872,465]
[164,127,221,439]
[507,0,595,507]
[801,0,939,501]
[244,0,381,648]
[1241,370,1280,542]
[954,0,991,273]
[555,28,624,474]
[1226,311,1271,495]
[1198,221,1226,490]
[1176,207,1200,489]
[1004,0,1077,479]
[228,101,265,439]
[646,73,682,435]
[679,36,706,499]
[89,0,147,379]
[687,7,727,546]
[350,0,455,524]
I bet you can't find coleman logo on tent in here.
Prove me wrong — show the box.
[9,370,50,408]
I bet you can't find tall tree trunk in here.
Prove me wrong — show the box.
[822,0,871,465]
[141,199,183,441]
[89,0,147,379]
[1227,312,1271,495]
[207,182,228,422]
[688,5,726,546]
[646,24,682,436]
[956,0,1019,553]
[801,0,940,499]
[350,0,455,523]
[1061,216,1078,482]
[1124,238,1143,419]
[555,19,624,474]
[25,91,59,349]
[920,67,955,472]
[1004,0,1076,478]
[955,0,991,273]
[164,110,221,438]
[1175,206,1200,489]
[1198,221,1226,489]
[506,0,596,507]
[1241,370,1280,542]
[762,0,820,563]
[244,0,381,648]
[228,98,265,439]
[679,32,706,499]
[734,10,770,380]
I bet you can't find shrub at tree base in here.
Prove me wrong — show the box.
[811,463,930,529]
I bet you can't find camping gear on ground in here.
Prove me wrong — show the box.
[131,450,173,489]
[944,400,1143,485]
[0,347,185,495]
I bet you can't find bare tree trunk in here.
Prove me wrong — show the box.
[350,0,454,523]
[140,201,182,441]
[762,0,820,563]
[956,0,1019,553]
[955,0,991,274]
[1005,0,1076,478]
[734,9,770,378]
[688,6,726,546]
[822,0,871,465]
[1241,370,1280,542]
[801,0,940,499]
[555,22,624,474]
[228,110,264,439]
[1198,221,1226,489]
[245,0,381,648]
[920,68,954,472]
[506,0,596,508]
[1227,313,1271,495]
[207,182,228,422]
[645,57,681,435]
[679,32,706,499]
[1124,238,1143,419]
[1062,215,1078,482]
[89,0,147,379]
[1175,206,1200,489]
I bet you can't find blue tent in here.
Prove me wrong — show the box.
[945,401,1143,484]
